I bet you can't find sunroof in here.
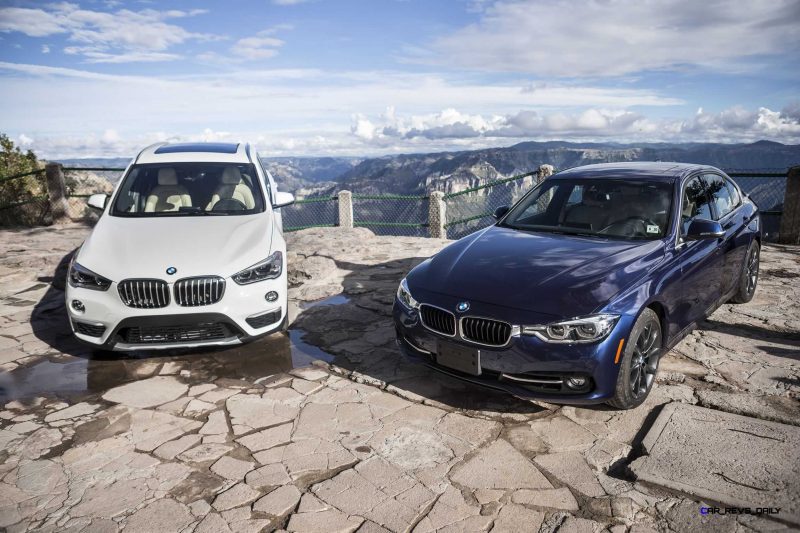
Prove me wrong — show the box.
[154,143,239,154]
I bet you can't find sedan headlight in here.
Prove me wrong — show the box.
[68,262,111,291]
[396,278,419,310]
[522,314,619,343]
[232,251,283,285]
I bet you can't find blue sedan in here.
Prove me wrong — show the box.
[393,162,761,409]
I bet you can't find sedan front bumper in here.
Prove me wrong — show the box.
[393,298,633,405]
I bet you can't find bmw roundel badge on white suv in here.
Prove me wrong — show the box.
[65,142,296,350]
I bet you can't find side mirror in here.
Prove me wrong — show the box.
[493,205,510,220]
[87,194,108,211]
[685,218,724,241]
[273,191,295,208]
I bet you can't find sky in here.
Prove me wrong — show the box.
[0,0,799,158]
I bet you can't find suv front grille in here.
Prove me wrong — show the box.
[174,276,225,307]
[461,317,512,346]
[118,279,170,309]
[420,305,456,336]
[121,322,234,344]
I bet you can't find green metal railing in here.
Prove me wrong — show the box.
[0,165,792,239]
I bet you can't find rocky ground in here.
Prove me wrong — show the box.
[0,224,798,533]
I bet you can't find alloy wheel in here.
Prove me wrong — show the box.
[629,321,661,399]
[746,246,759,295]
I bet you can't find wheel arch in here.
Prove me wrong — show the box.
[643,300,668,349]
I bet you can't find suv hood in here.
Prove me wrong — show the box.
[408,226,664,317]
[77,214,274,282]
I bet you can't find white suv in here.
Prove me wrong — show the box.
[66,142,295,351]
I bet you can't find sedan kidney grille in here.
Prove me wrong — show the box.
[461,317,512,346]
[420,305,456,336]
[174,276,225,307]
[118,279,170,309]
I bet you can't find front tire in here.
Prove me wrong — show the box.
[729,240,759,304]
[608,308,662,410]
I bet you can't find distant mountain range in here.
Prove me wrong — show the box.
[56,140,800,196]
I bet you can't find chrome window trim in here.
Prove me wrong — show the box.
[675,172,709,249]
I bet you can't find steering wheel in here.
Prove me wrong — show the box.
[625,216,660,237]
[601,216,659,238]
[212,198,247,212]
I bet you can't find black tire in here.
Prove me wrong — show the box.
[729,240,760,304]
[608,308,662,410]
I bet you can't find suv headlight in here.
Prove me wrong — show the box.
[396,278,419,310]
[68,262,111,291]
[233,251,283,285]
[522,314,619,343]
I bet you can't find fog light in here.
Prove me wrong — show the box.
[265,291,279,302]
[71,300,85,313]
[566,376,588,389]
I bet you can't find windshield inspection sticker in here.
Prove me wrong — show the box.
[646,224,660,234]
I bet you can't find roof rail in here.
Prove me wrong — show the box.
[134,142,168,164]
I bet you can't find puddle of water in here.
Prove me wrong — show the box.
[0,359,90,404]
[288,329,335,367]
[299,294,350,310]
[0,327,336,403]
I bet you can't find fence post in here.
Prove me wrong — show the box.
[536,164,554,183]
[429,191,446,239]
[45,162,70,224]
[779,166,800,244]
[338,190,353,229]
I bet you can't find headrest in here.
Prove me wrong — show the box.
[221,167,242,184]
[157,168,177,186]
[583,188,609,207]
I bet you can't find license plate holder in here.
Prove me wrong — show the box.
[436,341,481,376]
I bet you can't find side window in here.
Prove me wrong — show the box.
[566,185,584,206]
[704,174,734,220]
[725,179,741,208]
[256,156,274,205]
[682,177,712,234]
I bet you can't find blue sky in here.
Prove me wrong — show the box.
[1,0,798,158]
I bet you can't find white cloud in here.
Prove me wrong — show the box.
[17,133,33,147]
[0,61,796,158]
[231,36,284,60]
[419,0,800,76]
[40,44,50,54]
[0,4,212,63]
[349,105,800,146]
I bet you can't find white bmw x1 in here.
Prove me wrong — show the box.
[65,142,295,351]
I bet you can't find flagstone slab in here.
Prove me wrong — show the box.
[631,402,800,526]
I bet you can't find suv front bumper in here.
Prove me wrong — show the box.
[66,277,287,350]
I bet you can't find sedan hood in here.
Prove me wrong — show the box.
[408,226,664,317]
[77,214,274,282]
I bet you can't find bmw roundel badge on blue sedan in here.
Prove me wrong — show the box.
[393,162,761,409]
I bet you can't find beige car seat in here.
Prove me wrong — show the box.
[206,167,255,210]
[144,168,192,212]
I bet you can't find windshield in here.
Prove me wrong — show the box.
[111,162,265,217]
[501,178,674,240]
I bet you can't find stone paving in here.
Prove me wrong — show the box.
[0,225,798,532]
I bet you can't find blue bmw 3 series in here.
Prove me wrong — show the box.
[393,162,761,409]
